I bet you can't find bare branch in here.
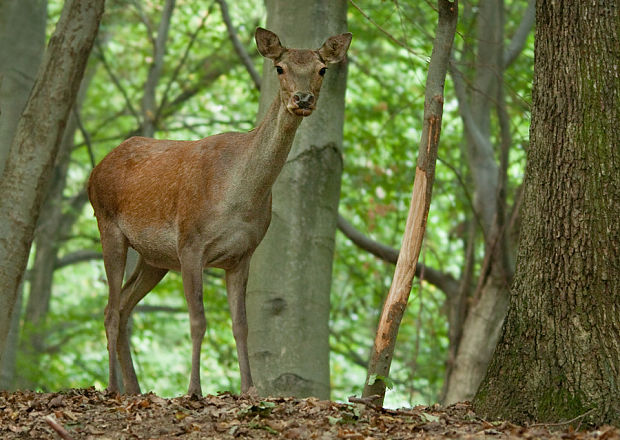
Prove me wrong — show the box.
[215,0,262,90]
[448,62,497,237]
[134,304,186,314]
[449,64,494,157]
[130,0,156,47]
[160,44,240,120]
[437,156,477,218]
[142,0,176,137]
[348,394,382,409]
[94,40,141,124]
[338,214,399,263]
[55,250,103,269]
[349,0,426,62]
[72,107,95,168]
[337,214,459,298]
[44,415,74,440]
[503,0,535,68]
[156,4,214,124]
[330,335,368,369]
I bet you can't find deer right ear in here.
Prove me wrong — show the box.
[318,33,352,64]
[256,27,285,60]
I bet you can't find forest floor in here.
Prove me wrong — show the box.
[1,388,618,439]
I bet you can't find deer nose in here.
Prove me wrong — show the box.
[293,92,315,109]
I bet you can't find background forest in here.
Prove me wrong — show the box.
[0,0,534,408]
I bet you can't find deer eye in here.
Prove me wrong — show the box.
[275,65,284,75]
[319,67,327,76]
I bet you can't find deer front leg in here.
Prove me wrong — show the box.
[225,256,253,393]
[99,223,128,394]
[180,252,206,397]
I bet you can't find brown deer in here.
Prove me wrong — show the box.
[88,27,351,396]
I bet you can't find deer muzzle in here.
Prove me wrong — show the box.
[290,92,315,116]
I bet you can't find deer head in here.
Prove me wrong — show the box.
[256,27,352,117]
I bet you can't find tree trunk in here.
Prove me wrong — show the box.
[0,282,22,390]
[474,0,619,426]
[246,0,348,399]
[0,0,104,361]
[442,0,524,404]
[362,0,457,406]
[442,271,509,404]
[0,0,47,387]
[0,0,47,177]
[18,67,94,389]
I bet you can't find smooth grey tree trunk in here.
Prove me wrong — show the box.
[246,0,348,399]
[0,0,105,362]
[442,0,534,405]
[0,0,47,176]
[0,0,47,388]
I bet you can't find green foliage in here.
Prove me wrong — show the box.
[239,401,277,418]
[12,0,533,408]
[367,374,394,390]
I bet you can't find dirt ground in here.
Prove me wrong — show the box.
[1,388,618,439]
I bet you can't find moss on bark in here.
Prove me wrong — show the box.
[473,0,620,427]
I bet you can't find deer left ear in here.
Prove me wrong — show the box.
[318,33,352,64]
[256,27,285,60]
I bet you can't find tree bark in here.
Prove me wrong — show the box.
[0,0,47,177]
[474,0,619,426]
[0,0,47,388]
[18,69,95,389]
[362,0,457,407]
[442,0,532,404]
[246,0,349,399]
[0,0,104,361]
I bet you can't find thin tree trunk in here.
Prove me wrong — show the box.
[442,0,533,404]
[0,0,105,360]
[246,0,349,399]
[474,0,619,425]
[361,0,457,406]
[142,0,175,138]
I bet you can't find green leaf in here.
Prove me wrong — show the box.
[367,374,394,389]
[238,401,276,418]
[419,413,440,423]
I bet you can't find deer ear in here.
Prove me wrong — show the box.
[318,33,352,64]
[256,27,285,60]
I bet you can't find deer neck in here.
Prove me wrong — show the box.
[244,92,302,194]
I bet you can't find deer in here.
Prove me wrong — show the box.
[87,27,352,397]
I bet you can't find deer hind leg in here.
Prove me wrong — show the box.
[180,250,206,397]
[99,222,128,394]
[117,256,168,394]
[225,256,253,393]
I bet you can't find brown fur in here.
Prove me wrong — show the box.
[88,27,351,396]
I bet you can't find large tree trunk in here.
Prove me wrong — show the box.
[0,0,47,389]
[0,0,104,361]
[0,0,47,177]
[246,0,348,399]
[474,0,619,425]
